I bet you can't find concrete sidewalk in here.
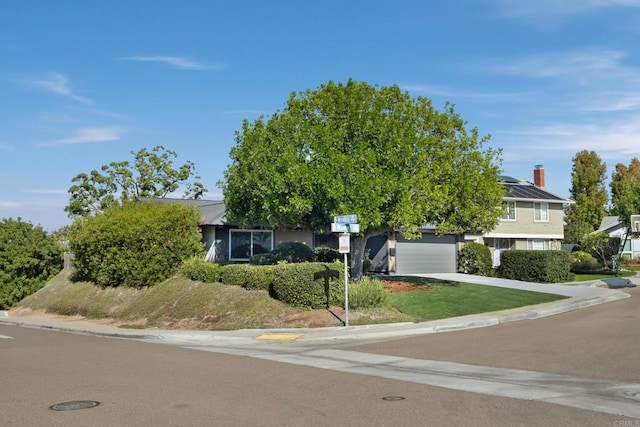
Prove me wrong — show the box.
[0,274,634,346]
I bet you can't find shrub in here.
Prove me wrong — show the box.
[0,218,63,309]
[244,265,275,291]
[272,262,343,308]
[271,241,316,263]
[220,264,274,291]
[69,201,204,287]
[498,250,572,283]
[180,256,221,283]
[249,253,277,265]
[315,247,341,263]
[220,264,253,287]
[458,242,492,275]
[347,277,390,309]
[569,250,601,272]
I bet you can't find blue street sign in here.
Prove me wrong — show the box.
[333,214,358,224]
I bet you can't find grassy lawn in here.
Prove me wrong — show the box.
[571,269,636,282]
[387,276,566,321]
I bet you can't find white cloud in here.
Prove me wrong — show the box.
[401,83,530,102]
[38,126,122,147]
[122,55,224,70]
[490,49,636,82]
[491,0,640,18]
[0,201,21,209]
[24,189,68,195]
[20,72,93,105]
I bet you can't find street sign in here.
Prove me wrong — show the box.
[331,223,360,233]
[333,214,358,224]
[339,233,350,253]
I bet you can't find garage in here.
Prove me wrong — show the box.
[395,233,458,274]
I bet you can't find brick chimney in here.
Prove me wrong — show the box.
[534,165,545,189]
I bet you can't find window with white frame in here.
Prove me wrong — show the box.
[501,201,516,221]
[534,202,549,222]
[229,230,273,260]
[527,239,550,250]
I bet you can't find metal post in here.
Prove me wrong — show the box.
[344,252,349,327]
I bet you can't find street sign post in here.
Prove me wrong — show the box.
[331,214,359,327]
[331,223,360,233]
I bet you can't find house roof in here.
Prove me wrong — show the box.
[142,198,228,225]
[499,175,571,203]
[596,216,624,233]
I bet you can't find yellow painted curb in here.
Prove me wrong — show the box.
[256,334,301,341]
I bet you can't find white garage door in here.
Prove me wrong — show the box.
[395,233,457,274]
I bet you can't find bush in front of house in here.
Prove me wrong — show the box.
[498,250,572,283]
[271,241,316,263]
[458,242,492,276]
[249,252,277,265]
[220,264,253,287]
[220,264,274,291]
[69,201,204,287]
[272,262,343,308]
[180,256,221,283]
[347,276,390,309]
[569,250,601,272]
[314,247,341,263]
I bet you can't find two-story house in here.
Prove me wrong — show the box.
[470,165,572,266]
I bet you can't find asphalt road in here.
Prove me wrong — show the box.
[2,286,640,426]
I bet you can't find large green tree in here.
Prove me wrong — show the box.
[610,158,640,227]
[66,146,207,218]
[0,218,63,309]
[221,79,504,278]
[564,150,608,243]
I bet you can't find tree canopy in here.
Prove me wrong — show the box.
[221,79,504,278]
[564,150,608,243]
[65,146,207,218]
[610,157,640,227]
[0,218,62,309]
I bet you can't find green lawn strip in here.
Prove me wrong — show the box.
[571,269,635,282]
[387,276,566,321]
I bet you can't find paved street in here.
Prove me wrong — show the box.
[2,284,640,425]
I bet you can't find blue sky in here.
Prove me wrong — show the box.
[2,0,640,231]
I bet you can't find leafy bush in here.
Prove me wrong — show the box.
[180,256,221,283]
[498,250,572,283]
[569,250,601,272]
[347,277,390,309]
[0,219,63,309]
[272,262,343,308]
[220,264,274,291]
[244,265,275,291]
[315,247,341,263]
[249,253,277,265]
[271,241,316,263]
[220,264,253,287]
[69,201,204,287]
[458,242,492,275]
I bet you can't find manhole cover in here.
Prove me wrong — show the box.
[382,396,405,401]
[50,400,100,411]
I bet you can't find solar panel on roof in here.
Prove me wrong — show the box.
[503,183,565,201]
[499,175,520,183]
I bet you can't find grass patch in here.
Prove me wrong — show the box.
[387,276,566,321]
[571,270,635,282]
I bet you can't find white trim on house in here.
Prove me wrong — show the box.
[484,232,564,239]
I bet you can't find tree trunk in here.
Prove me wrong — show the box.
[350,234,368,281]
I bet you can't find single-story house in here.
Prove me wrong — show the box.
[155,165,570,274]
[596,216,640,261]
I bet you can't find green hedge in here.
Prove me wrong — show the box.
[458,242,492,275]
[272,262,344,308]
[271,242,316,263]
[498,250,572,283]
[219,264,274,291]
[69,201,204,287]
[180,257,221,283]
